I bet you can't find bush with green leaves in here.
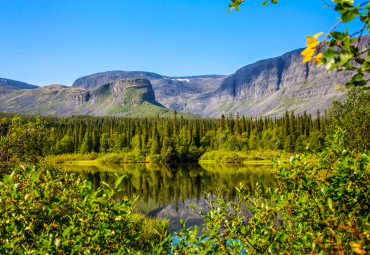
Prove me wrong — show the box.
[173,130,370,254]
[330,88,369,152]
[0,161,170,254]
[0,117,52,174]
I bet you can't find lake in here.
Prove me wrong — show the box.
[65,162,276,233]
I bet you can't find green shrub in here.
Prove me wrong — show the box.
[219,151,243,163]
[199,150,216,161]
[0,161,170,254]
[99,153,125,164]
[0,117,52,175]
[146,154,162,162]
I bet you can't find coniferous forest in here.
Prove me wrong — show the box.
[0,108,344,162]
[1,89,368,164]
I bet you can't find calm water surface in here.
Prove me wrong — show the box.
[66,162,276,233]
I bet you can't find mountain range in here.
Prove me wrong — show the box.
[1,36,368,118]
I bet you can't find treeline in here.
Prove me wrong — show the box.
[0,89,367,162]
[0,110,327,160]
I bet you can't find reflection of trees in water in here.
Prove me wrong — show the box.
[67,163,276,212]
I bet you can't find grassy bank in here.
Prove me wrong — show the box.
[52,149,287,165]
[199,149,288,163]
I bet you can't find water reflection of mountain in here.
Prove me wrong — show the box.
[149,197,211,233]
[66,162,276,232]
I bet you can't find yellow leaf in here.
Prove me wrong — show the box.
[314,53,323,64]
[303,55,312,63]
[306,36,319,48]
[301,47,315,57]
[314,32,324,39]
[301,47,310,55]
[353,247,366,255]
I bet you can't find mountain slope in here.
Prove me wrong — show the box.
[0,78,184,117]
[0,78,38,90]
[188,36,370,117]
[195,49,349,117]
[72,71,226,112]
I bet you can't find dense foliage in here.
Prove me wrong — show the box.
[0,118,368,253]
[173,130,370,254]
[330,88,369,151]
[0,117,52,174]
[0,163,170,254]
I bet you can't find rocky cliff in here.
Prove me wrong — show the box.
[72,71,164,90]
[198,37,369,117]
[0,78,179,117]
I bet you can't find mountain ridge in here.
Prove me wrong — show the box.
[0,78,38,90]
[1,36,368,117]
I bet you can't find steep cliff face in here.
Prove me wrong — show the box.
[215,50,302,100]
[195,37,369,117]
[109,78,159,105]
[213,48,352,102]
[0,79,171,117]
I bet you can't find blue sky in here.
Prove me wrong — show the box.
[0,0,366,86]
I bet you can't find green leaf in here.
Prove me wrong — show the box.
[3,175,12,184]
[351,73,364,81]
[323,48,338,59]
[115,175,125,188]
[341,10,358,23]
[327,197,333,210]
[62,226,72,238]
[31,172,39,183]
[279,233,287,242]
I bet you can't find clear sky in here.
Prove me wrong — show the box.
[0,0,366,86]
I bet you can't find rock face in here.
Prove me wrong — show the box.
[0,79,172,117]
[197,49,350,117]
[199,37,370,117]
